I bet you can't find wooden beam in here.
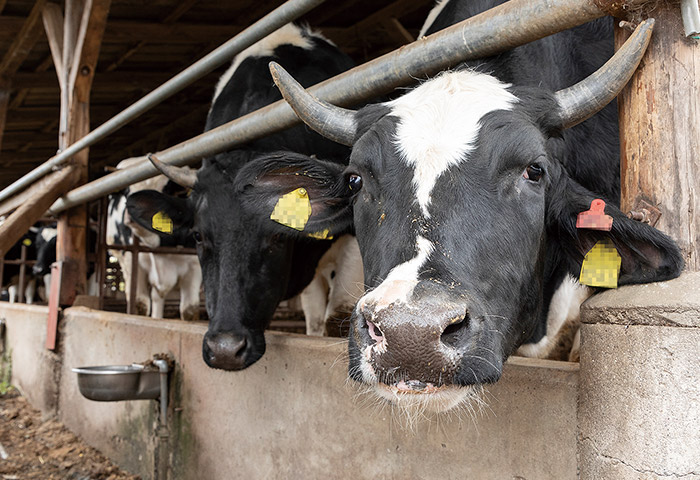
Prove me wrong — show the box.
[0,0,48,77]
[57,0,111,305]
[105,0,198,72]
[42,3,65,88]
[0,166,78,257]
[617,7,700,271]
[0,78,10,152]
[0,0,7,16]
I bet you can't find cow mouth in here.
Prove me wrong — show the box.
[371,382,482,414]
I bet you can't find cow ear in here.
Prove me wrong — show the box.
[126,190,193,237]
[239,153,354,239]
[548,178,684,286]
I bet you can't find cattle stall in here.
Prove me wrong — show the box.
[0,0,699,479]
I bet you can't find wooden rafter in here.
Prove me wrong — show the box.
[105,0,198,72]
[0,0,47,77]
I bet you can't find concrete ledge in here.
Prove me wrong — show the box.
[6,305,580,479]
[581,272,700,327]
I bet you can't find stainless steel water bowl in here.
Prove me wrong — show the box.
[72,364,160,402]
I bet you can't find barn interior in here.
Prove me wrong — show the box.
[0,0,437,322]
[0,0,435,190]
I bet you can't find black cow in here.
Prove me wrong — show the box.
[268,2,683,413]
[126,24,355,369]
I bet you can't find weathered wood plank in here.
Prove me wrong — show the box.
[0,166,78,257]
[42,2,65,88]
[57,0,111,305]
[617,7,700,270]
[0,0,48,77]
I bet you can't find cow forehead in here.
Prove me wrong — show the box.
[386,71,517,217]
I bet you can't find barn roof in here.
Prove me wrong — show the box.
[0,0,434,191]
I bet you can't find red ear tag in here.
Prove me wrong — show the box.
[576,199,613,231]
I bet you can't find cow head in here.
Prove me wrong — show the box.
[32,226,57,277]
[268,20,684,413]
[126,152,353,371]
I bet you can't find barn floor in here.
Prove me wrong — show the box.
[0,389,140,480]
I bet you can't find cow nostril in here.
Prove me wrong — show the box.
[441,310,470,347]
[232,337,247,358]
[366,320,384,343]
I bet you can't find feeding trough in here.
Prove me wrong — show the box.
[72,360,168,402]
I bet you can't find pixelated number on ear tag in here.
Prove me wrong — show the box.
[270,188,312,231]
[579,238,621,288]
[577,199,613,231]
[22,238,32,247]
[152,211,173,234]
[308,228,333,240]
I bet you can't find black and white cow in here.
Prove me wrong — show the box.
[31,225,57,296]
[108,158,202,320]
[125,24,357,369]
[0,223,39,304]
[32,224,100,299]
[267,2,684,413]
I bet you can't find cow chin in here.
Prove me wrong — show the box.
[371,382,484,415]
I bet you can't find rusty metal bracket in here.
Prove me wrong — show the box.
[627,199,662,227]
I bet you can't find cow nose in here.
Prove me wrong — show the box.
[357,302,471,385]
[202,332,248,370]
[32,265,43,276]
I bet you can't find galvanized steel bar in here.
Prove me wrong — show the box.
[50,0,625,214]
[0,0,327,205]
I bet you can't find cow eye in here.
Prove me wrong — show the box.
[348,173,363,191]
[524,164,544,182]
[193,231,203,243]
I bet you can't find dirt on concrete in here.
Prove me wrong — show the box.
[0,388,140,480]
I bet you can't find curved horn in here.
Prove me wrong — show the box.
[269,61,357,146]
[147,153,197,189]
[556,18,655,129]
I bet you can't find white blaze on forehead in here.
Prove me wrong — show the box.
[388,71,517,217]
[360,236,433,311]
[40,227,57,242]
[213,23,316,102]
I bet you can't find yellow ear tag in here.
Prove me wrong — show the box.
[579,238,621,288]
[22,238,32,247]
[308,228,333,240]
[152,211,173,234]
[270,188,312,231]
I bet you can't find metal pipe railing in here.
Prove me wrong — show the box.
[47,0,615,214]
[0,0,327,205]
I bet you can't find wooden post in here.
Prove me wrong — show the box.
[616,7,700,271]
[46,0,111,304]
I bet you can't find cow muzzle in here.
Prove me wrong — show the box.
[354,301,470,386]
[202,331,262,371]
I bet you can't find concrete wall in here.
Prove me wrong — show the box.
[2,303,580,479]
[0,303,59,415]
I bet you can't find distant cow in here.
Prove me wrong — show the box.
[268,2,683,413]
[126,23,357,369]
[0,225,38,304]
[32,225,99,299]
[108,158,202,320]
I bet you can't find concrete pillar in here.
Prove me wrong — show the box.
[578,273,700,479]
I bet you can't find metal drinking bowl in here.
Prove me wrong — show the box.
[72,364,160,402]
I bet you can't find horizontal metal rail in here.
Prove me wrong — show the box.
[106,243,197,255]
[0,0,327,205]
[47,0,622,214]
